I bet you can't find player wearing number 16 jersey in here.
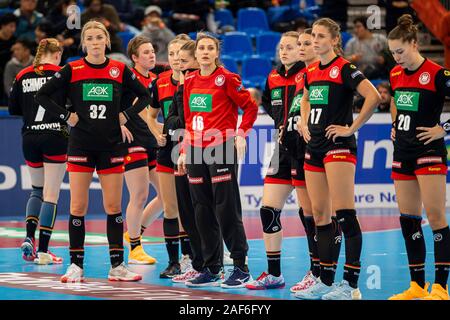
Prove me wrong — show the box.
[36,21,151,283]
[387,14,450,301]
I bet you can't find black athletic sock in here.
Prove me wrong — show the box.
[25,186,43,239]
[267,251,281,277]
[433,226,450,287]
[331,216,343,273]
[336,209,362,289]
[37,202,57,253]
[107,213,124,268]
[69,215,85,268]
[399,213,426,288]
[179,231,192,257]
[300,209,320,277]
[164,218,180,263]
[316,223,335,286]
[129,236,141,251]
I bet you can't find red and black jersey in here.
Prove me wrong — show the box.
[305,55,366,152]
[36,58,151,151]
[8,64,68,136]
[151,70,178,121]
[183,66,258,148]
[262,61,305,129]
[123,68,157,149]
[390,58,450,159]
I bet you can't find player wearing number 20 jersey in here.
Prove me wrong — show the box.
[36,57,151,173]
[390,58,450,178]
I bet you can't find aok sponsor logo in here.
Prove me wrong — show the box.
[309,85,329,105]
[289,94,302,113]
[394,91,419,112]
[82,83,113,101]
[189,94,212,112]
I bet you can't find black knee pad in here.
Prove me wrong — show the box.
[335,209,361,238]
[260,206,282,234]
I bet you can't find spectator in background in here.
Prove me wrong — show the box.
[44,0,77,35]
[0,13,18,104]
[13,0,43,42]
[81,0,124,53]
[275,18,310,64]
[383,0,415,33]
[170,0,209,34]
[141,5,175,63]
[344,16,388,79]
[4,38,34,97]
[376,82,391,113]
[103,0,143,28]
[34,21,56,49]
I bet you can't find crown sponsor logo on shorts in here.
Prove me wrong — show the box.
[329,66,339,79]
[111,157,124,164]
[83,83,113,101]
[309,85,329,105]
[305,152,311,160]
[291,169,297,175]
[417,157,442,165]
[266,167,275,175]
[394,91,419,112]
[68,156,88,162]
[215,74,225,86]
[188,176,204,184]
[392,161,401,168]
[109,67,120,78]
[189,94,212,112]
[128,147,146,153]
[211,173,232,183]
[419,72,430,85]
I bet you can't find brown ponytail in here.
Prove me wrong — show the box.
[388,14,418,43]
[33,38,62,75]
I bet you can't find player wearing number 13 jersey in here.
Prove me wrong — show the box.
[387,15,450,301]
[36,21,150,283]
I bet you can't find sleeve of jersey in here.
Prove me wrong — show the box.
[164,85,184,133]
[226,74,258,137]
[341,63,366,90]
[7,79,22,116]
[149,79,160,110]
[435,68,450,97]
[121,67,151,120]
[261,80,273,119]
[35,65,71,121]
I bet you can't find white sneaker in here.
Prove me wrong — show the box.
[180,254,192,273]
[321,280,362,300]
[34,251,63,265]
[294,278,335,300]
[108,262,142,282]
[61,263,84,283]
[290,271,319,293]
[172,268,201,283]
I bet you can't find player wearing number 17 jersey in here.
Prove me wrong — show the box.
[36,21,151,283]
[387,14,450,301]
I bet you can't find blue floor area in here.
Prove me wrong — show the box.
[0,212,449,300]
